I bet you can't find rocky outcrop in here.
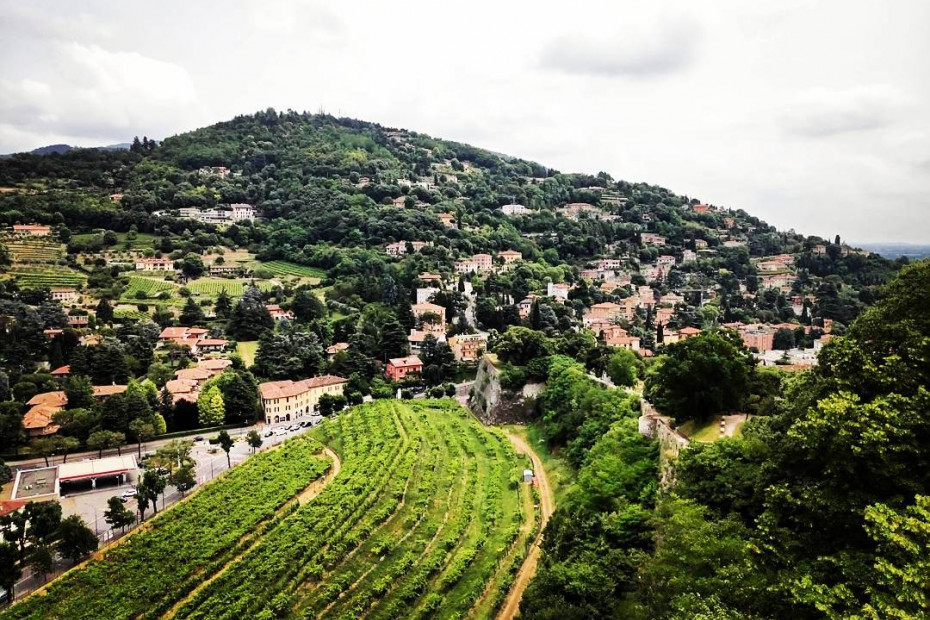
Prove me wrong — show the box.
[468,355,543,425]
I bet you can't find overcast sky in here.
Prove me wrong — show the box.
[1,1,928,243]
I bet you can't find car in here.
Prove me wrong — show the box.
[193,436,204,442]
[264,430,274,437]
[274,428,287,436]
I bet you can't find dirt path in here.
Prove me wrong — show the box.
[497,433,555,620]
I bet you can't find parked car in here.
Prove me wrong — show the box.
[193,436,204,442]
[264,430,274,438]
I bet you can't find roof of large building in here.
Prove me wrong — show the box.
[259,375,348,400]
[58,455,137,482]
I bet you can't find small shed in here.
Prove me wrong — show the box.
[522,469,535,484]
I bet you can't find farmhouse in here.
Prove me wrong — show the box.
[259,375,348,424]
[50,288,78,302]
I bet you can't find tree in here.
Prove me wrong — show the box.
[86,430,126,458]
[128,419,155,459]
[214,289,232,320]
[103,496,135,532]
[25,501,62,545]
[216,370,260,423]
[493,326,553,366]
[95,298,114,325]
[246,429,263,454]
[28,544,54,583]
[181,253,205,278]
[253,329,324,381]
[179,297,205,326]
[64,375,94,409]
[318,393,346,417]
[227,286,274,340]
[30,437,57,467]
[0,541,22,603]
[606,349,642,387]
[217,430,234,468]
[644,331,754,423]
[197,385,225,427]
[292,289,324,323]
[138,469,166,516]
[172,464,196,496]
[57,515,97,563]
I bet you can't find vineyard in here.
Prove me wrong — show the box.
[6,269,86,289]
[124,276,176,297]
[186,278,273,297]
[5,240,64,265]
[4,401,539,620]
[257,260,326,280]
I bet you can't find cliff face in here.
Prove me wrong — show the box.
[468,355,543,425]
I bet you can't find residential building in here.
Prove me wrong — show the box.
[50,288,78,303]
[209,264,242,276]
[412,302,446,329]
[191,338,228,355]
[12,224,51,236]
[681,249,697,263]
[259,375,348,424]
[448,334,487,362]
[499,204,530,216]
[135,258,175,272]
[265,304,294,321]
[694,239,709,249]
[385,240,430,256]
[67,316,89,328]
[547,282,570,301]
[641,233,666,246]
[326,342,349,357]
[498,250,522,264]
[24,386,128,437]
[230,203,256,221]
[385,356,423,382]
[692,203,711,214]
[438,213,456,228]
[517,295,538,319]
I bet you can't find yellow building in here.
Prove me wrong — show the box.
[259,375,348,424]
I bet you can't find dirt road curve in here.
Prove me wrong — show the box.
[497,433,555,620]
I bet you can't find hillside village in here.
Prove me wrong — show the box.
[0,112,919,618]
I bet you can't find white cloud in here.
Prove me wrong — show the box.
[780,85,908,138]
[538,18,699,78]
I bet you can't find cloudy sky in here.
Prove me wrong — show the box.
[1,1,928,243]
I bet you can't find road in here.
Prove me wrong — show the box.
[497,432,555,620]
[10,420,318,601]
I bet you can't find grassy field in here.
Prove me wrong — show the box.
[236,341,258,367]
[678,415,746,442]
[3,401,536,620]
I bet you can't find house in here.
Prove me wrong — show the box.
[739,325,775,353]
[412,302,446,329]
[24,386,128,436]
[416,287,440,304]
[158,326,209,349]
[694,239,709,249]
[385,241,430,256]
[641,233,666,246]
[391,196,408,209]
[418,272,443,285]
[12,224,51,236]
[723,217,736,228]
[517,295,538,319]
[326,342,349,357]
[499,204,530,216]
[191,338,228,355]
[558,202,610,221]
[166,378,201,404]
[67,316,89,328]
[197,358,232,374]
[499,250,522,264]
[657,255,677,268]
[448,334,487,362]
[681,250,697,263]
[259,375,348,424]
[605,331,640,351]
[587,302,623,322]
[50,365,70,377]
[265,304,294,321]
[209,264,242,276]
[692,203,711,215]
[472,254,493,271]
[230,204,255,221]
[385,356,423,382]
[678,326,702,340]
[438,213,457,228]
[547,283,570,301]
[756,260,786,272]
[50,288,78,303]
[596,259,624,271]
[135,258,175,272]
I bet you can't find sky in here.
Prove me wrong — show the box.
[0,1,928,243]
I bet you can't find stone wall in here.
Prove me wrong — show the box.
[468,355,542,425]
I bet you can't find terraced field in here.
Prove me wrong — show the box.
[6,240,64,264]
[186,278,274,297]
[3,401,539,620]
[6,269,86,288]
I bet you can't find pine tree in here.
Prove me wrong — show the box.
[215,290,232,319]
[95,298,114,325]
[179,297,205,327]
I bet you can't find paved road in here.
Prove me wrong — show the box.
[10,420,317,601]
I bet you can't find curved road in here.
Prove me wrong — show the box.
[498,433,555,620]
